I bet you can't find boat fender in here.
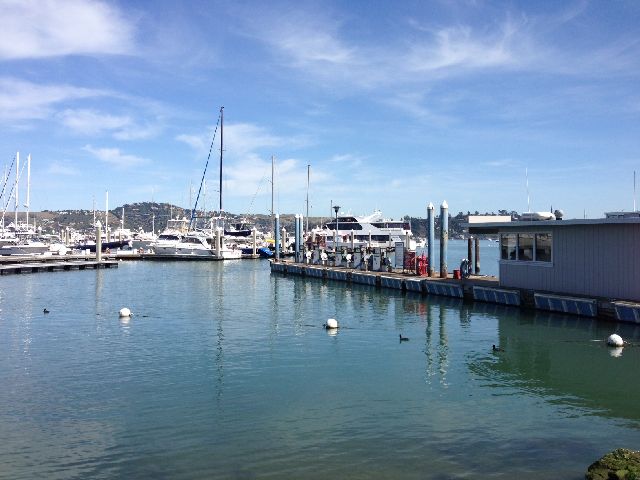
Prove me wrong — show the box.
[460,259,472,278]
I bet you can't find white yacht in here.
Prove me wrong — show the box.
[150,217,190,255]
[310,210,416,250]
[152,228,241,260]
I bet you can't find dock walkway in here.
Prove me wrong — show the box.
[0,255,118,275]
[270,259,639,324]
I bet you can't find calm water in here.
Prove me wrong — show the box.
[1,247,639,479]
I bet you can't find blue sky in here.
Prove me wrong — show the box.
[0,0,638,221]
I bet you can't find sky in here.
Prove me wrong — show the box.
[0,0,639,222]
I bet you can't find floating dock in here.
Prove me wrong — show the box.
[0,255,118,275]
[270,260,640,324]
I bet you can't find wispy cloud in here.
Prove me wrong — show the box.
[404,22,522,74]
[57,108,161,140]
[0,78,105,122]
[177,122,309,158]
[0,0,135,60]
[46,162,81,176]
[57,109,131,135]
[83,145,149,169]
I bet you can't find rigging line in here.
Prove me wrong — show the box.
[247,174,268,216]
[190,108,222,228]
[2,157,26,215]
[0,154,17,205]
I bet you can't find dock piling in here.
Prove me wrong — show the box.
[274,214,280,260]
[427,203,435,277]
[440,201,448,278]
[96,221,102,262]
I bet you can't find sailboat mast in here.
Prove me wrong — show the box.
[105,191,109,233]
[306,164,310,233]
[25,154,31,227]
[219,106,224,213]
[14,151,19,227]
[271,155,274,222]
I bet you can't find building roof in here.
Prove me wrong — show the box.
[466,217,640,235]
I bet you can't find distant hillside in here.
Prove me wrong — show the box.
[26,202,516,237]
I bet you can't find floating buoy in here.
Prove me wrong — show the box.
[119,307,132,318]
[325,318,338,329]
[607,334,624,347]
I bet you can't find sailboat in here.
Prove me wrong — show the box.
[155,106,241,260]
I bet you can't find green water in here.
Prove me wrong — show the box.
[0,260,638,479]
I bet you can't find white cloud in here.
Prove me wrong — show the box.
[177,122,307,158]
[57,109,131,135]
[405,22,522,74]
[0,0,135,60]
[0,78,104,122]
[83,145,149,169]
[57,108,161,140]
[46,162,81,176]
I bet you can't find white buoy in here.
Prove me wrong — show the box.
[325,318,338,329]
[607,334,624,347]
[119,307,131,318]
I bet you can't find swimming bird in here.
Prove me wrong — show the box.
[492,344,504,352]
[43,308,50,314]
[399,334,409,342]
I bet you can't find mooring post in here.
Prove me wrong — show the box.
[427,203,435,277]
[474,236,481,275]
[95,221,102,262]
[299,214,304,262]
[274,214,280,261]
[215,227,222,257]
[294,214,300,262]
[252,228,257,256]
[440,201,448,278]
[468,236,473,267]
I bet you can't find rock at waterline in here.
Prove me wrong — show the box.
[585,448,640,480]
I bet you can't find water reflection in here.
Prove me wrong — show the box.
[424,300,457,386]
[470,308,640,424]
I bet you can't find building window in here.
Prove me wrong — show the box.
[501,233,517,260]
[535,233,552,262]
[518,234,534,261]
[500,232,552,263]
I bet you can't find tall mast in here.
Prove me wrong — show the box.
[306,164,310,233]
[219,106,224,213]
[14,151,19,227]
[25,154,30,226]
[105,191,109,231]
[271,155,274,222]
